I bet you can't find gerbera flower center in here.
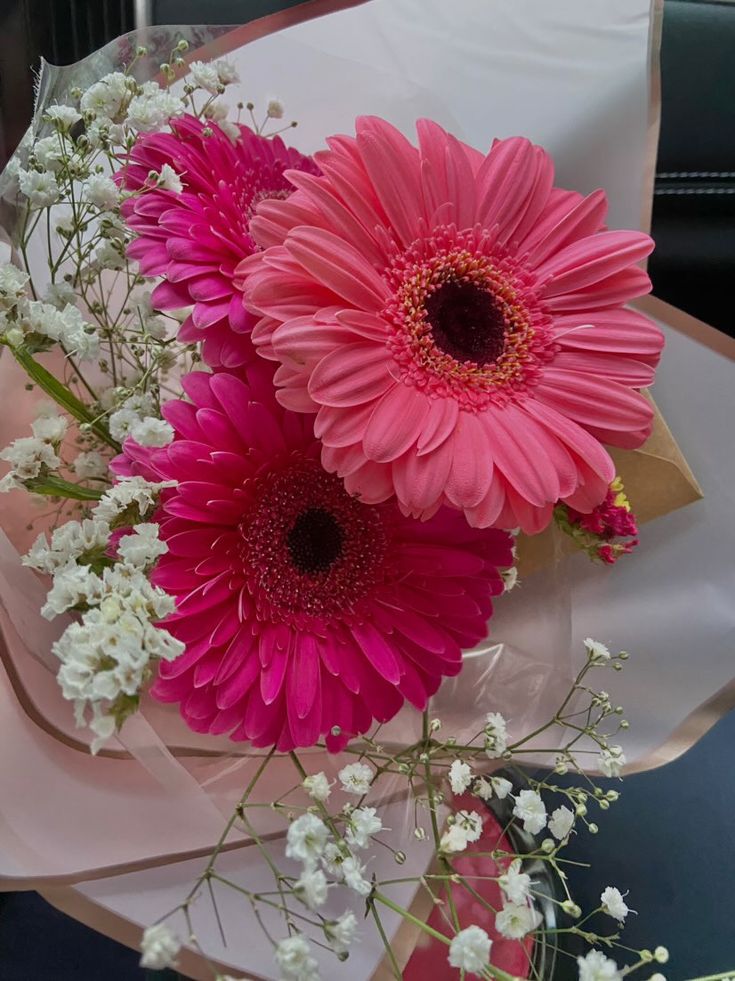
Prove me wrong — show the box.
[240,457,389,622]
[384,227,558,410]
[287,506,344,573]
[425,280,507,366]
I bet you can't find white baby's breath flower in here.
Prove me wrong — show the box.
[218,118,240,143]
[31,413,67,443]
[190,60,222,94]
[140,923,181,970]
[45,104,82,129]
[303,771,332,803]
[73,450,108,480]
[484,712,508,757]
[512,789,547,835]
[126,88,182,133]
[266,97,285,119]
[320,841,344,878]
[495,902,542,940]
[502,566,519,592]
[491,776,513,800]
[157,163,184,193]
[548,805,575,841]
[58,304,99,360]
[294,867,328,909]
[341,854,372,896]
[80,72,132,122]
[339,761,374,795]
[85,173,119,210]
[274,935,319,981]
[577,949,622,981]
[32,136,64,173]
[18,169,60,207]
[441,810,483,853]
[215,59,239,85]
[345,806,382,849]
[448,925,492,976]
[117,523,168,569]
[473,777,493,801]
[0,264,30,310]
[449,759,472,795]
[599,746,626,778]
[44,280,76,309]
[326,910,358,954]
[93,476,171,522]
[130,417,174,447]
[600,886,630,923]
[0,473,19,493]
[95,239,126,270]
[89,708,116,755]
[41,565,104,618]
[499,859,531,905]
[440,823,470,854]
[285,813,329,867]
[109,408,141,441]
[0,436,60,480]
[585,637,611,662]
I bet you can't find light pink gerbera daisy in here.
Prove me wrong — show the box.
[239,117,664,532]
[118,114,319,367]
[113,363,512,752]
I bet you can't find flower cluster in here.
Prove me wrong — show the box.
[556,477,640,564]
[137,641,666,981]
[23,477,182,750]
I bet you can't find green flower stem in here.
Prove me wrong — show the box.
[26,475,103,501]
[10,346,119,450]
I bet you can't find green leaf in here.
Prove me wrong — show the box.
[11,345,120,450]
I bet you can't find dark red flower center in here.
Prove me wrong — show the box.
[287,506,344,573]
[425,280,507,366]
[240,458,389,623]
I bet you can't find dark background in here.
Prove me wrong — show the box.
[0,1,733,978]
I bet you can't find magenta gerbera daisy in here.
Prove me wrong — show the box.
[118,114,319,367]
[240,117,665,532]
[113,363,512,752]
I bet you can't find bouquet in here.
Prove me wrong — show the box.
[0,15,713,981]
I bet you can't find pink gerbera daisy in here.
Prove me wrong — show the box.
[113,363,512,752]
[118,114,319,367]
[240,117,664,532]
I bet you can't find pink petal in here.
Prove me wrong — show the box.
[309,344,394,408]
[289,634,320,719]
[417,397,460,455]
[363,386,431,463]
[481,405,560,506]
[534,369,654,432]
[286,225,389,311]
[445,413,493,509]
[352,620,402,685]
[341,458,395,503]
[355,116,425,247]
[392,436,454,514]
[536,230,654,296]
[523,189,608,267]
